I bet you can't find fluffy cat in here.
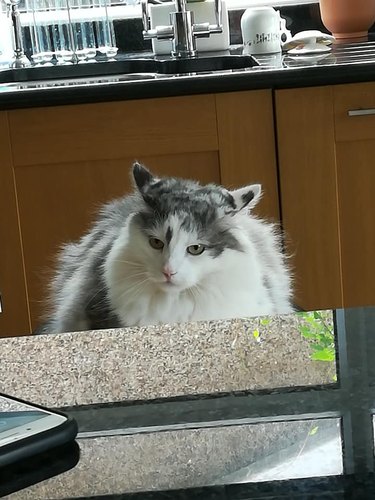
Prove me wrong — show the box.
[43,163,293,334]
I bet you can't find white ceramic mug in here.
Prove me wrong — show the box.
[241,7,290,55]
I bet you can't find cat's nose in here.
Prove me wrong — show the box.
[162,267,176,281]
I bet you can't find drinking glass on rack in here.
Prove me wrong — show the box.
[69,0,96,60]
[51,0,76,62]
[94,0,117,58]
[28,0,54,63]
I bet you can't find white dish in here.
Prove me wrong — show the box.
[288,42,332,55]
[282,29,335,54]
[286,52,332,62]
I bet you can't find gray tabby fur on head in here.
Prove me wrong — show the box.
[44,162,293,334]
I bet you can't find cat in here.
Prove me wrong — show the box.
[42,162,293,334]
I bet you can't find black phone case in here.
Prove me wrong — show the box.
[0,392,78,468]
[0,441,80,498]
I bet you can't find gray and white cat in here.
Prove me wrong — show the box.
[44,163,293,334]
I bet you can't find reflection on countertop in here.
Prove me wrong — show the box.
[1,40,375,109]
[5,419,342,499]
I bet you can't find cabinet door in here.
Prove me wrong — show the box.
[9,96,221,330]
[216,90,280,222]
[333,82,375,307]
[0,113,31,337]
[276,87,343,311]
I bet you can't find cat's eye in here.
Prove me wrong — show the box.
[187,244,205,255]
[149,237,164,250]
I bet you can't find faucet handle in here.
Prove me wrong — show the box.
[193,0,223,37]
[142,0,174,40]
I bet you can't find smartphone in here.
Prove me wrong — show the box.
[0,393,78,468]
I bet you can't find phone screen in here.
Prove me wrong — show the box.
[0,396,66,445]
[0,412,47,433]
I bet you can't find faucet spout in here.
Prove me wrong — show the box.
[170,7,196,58]
[175,0,187,13]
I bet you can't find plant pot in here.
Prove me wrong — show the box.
[319,0,375,39]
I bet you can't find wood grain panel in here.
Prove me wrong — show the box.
[0,112,31,337]
[15,152,220,328]
[334,82,375,142]
[336,141,375,307]
[276,86,343,311]
[9,95,218,167]
[215,90,280,222]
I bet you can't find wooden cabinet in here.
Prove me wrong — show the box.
[3,80,373,336]
[276,82,375,311]
[0,89,279,337]
[333,83,375,308]
[0,115,31,337]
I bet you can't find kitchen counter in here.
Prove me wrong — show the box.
[0,313,334,408]
[1,307,375,498]
[1,39,375,110]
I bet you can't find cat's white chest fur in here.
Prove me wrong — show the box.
[104,217,292,327]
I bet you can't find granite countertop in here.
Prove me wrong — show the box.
[1,39,375,110]
[1,314,335,408]
[0,311,334,498]
[2,308,375,499]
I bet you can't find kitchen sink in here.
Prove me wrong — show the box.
[0,54,259,84]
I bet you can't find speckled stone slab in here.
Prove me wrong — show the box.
[6,419,342,499]
[0,313,335,408]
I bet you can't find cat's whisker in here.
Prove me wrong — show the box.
[112,259,143,267]
[117,286,149,308]
[84,286,107,309]
[82,272,150,310]
[186,285,200,303]
[116,278,151,303]
[108,272,148,285]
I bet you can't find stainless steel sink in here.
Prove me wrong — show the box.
[0,54,259,84]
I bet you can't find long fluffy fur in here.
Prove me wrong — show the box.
[42,164,293,334]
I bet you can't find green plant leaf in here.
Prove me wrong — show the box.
[311,344,325,351]
[299,325,316,339]
[253,329,260,339]
[260,318,270,326]
[305,315,316,324]
[311,348,335,362]
[309,426,319,436]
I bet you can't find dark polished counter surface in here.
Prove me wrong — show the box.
[1,39,375,110]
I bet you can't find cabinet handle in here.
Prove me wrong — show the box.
[348,108,375,117]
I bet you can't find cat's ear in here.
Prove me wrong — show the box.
[132,162,154,191]
[229,184,262,211]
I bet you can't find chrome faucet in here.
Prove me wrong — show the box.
[141,0,223,58]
